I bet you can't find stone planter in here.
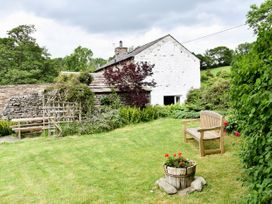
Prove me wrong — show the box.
[164,160,196,190]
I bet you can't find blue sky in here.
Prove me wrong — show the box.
[0,0,263,58]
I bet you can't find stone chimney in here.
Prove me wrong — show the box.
[114,40,128,56]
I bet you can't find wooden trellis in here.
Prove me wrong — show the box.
[42,92,82,136]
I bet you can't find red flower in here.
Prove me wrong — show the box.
[178,152,182,157]
[164,153,170,158]
[224,121,229,127]
[234,131,240,137]
[173,153,177,157]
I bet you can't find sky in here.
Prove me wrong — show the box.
[0,0,263,59]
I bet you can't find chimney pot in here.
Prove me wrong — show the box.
[114,40,127,57]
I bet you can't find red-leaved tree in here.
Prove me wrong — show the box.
[104,62,156,107]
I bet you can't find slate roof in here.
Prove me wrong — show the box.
[61,72,150,93]
[95,34,170,72]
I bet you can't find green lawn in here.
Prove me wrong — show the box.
[201,66,231,75]
[0,119,246,204]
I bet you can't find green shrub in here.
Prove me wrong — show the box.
[203,78,230,110]
[201,72,209,83]
[48,72,95,114]
[61,105,200,137]
[173,111,200,119]
[230,1,272,202]
[140,106,160,122]
[205,70,214,78]
[224,116,239,134]
[119,107,142,124]
[0,120,13,136]
[100,92,122,109]
[153,104,200,119]
[78,71,93,85]
[61,109,124,136]
[186,77,230,111]
[216,70,230,78]
[61,122,81,136]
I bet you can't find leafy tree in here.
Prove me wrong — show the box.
[195,46,233,69]
[235,42,253,55]
[63,46,95,72]
[205,46,233,67]
[104,62,156,107]
[92,58,107,68]
[195,53,212,70]
[0,25,58,84]
[231,0,272,203]
[62,46,107,72]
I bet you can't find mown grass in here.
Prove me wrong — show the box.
[0,119,246,204]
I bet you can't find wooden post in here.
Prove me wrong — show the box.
[199,132,205,157]
[79,102,82,123]
[220,116,225,154]
[18,121,21,139]
[42,95,45,129]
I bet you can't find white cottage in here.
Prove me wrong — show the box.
[95,34,200,105]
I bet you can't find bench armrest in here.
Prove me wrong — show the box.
[197,126,222,132]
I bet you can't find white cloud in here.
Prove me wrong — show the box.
[0,9,257,59]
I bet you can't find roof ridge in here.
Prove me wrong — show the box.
[95,34,172,72]
[128,34,170,54]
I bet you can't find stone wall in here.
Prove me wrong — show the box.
[0,83,150,119]
[0,84,50,116]
[2,93,43,120]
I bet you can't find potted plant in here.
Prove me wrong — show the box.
[164,152,196,190]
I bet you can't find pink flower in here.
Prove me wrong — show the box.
[234,131,240,137]
[224,121,229,127]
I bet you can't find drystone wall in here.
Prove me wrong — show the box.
[0,84,50,116]
[2,93,43,120]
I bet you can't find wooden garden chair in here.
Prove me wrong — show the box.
[183,111,225,157]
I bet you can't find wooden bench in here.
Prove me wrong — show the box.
[11,117,51,139]
[183,111,225,157]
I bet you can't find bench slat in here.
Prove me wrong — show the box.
[12,126,44,132]
[186,128,220,140]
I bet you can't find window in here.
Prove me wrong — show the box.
[164,96,175,105]
[164,96,181,105]
[176,96,180,103]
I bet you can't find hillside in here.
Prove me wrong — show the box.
[201,66,231,75]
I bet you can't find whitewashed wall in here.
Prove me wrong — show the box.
[134,36,200,105]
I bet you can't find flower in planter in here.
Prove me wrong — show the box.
[224,120,229,127]
[178,151,182,157]
[234,131,240,137]
[164,152,193,168]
